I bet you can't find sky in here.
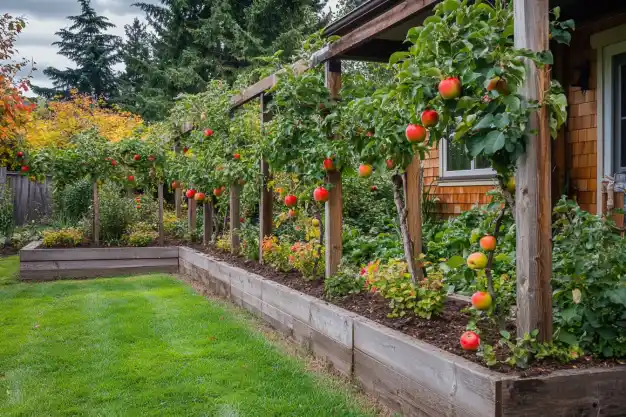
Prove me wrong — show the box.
[5,0,159,90]
[6,0,341,92]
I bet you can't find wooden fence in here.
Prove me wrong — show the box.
[0,167,53,226]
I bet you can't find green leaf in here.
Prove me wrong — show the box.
[422,67,443,78]
[473,113,494,131]
[503,95,521,111]
[446,255,465,269]
[441,0,460,12]
[485,130,506,153]
[535,50,554,65]
[500,330,510,339]
[424,16,442,26]
[389,51,410,65]
[556,329,579,346]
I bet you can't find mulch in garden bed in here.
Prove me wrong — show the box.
[187,242,623,377]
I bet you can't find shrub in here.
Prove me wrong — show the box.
[42,227,84,248]
[163,211,186,238]
[240,222,259,261]
[325,264,364,298]
[342,226,403,266]
[0,183,13,239]
[288,240,324,280]
[216,233,231,252]
[126,230,157,247]
[364,259,447,319]
[133,194,159,226]
[96,183,137,242]
[261,236,291,272]
[53,178,92,225]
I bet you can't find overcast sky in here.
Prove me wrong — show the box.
[6,0,339,91]
[6,0,158,90]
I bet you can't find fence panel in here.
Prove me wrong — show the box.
[0,169,53,226]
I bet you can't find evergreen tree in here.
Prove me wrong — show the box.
[116,18,153,114]
[127,0,328,120]
[32,0,122,99]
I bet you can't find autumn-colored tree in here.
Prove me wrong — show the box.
[24,90,144,149]
[0,13,35,169]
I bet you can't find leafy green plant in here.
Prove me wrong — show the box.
[90,183,137,243]
[53,178,92,225]
[163,211,187,238]
[364,259,447,319]
[42,227,84,248]
[216,233,232,252]
[126,229,157,247]
[288,240,324,280]
[261,235,292,272]
[240,222,260,261]
[324,263,365,299]
[342,227,403,267]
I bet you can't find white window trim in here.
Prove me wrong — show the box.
[591,24,626,214]
[439,139,496,180]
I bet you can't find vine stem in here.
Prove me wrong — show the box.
[392,173,418,284]
[485,204,507,304]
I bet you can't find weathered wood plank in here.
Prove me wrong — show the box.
[21,265,179,281]
[311,328,353,377]
[21,257,178,271]
[325,59,342,278]
[20,246,179,262]
[158,183,165,245]
[175,188,182,218]
[353,318,498,416]
[259,93,273,262]
[406,154,424,279]
[188,196,197,232]
[514,0,553,341]
[499,368,626,417]
[310,0,437,66]
[230,183,241,253]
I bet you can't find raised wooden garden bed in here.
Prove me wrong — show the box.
[19,241,179,281]
[178,246,626,417]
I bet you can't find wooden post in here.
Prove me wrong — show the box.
[612,191,625,232]
[259,93,273,262]
[175,188,182,218]
[514,0,553,342]
[157,183,164,246]
[324,59,342,278]
[92,181,100,246]
[203,201,213,245]
[405,155,424,279]
[230,183,241,254]
[188,196,197,233]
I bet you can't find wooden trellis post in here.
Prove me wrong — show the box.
[259,93,273,262]
[514,0,553,342]
[158,183,164,245]
[188,195,197,233]
[175,188,182,218]
[325,59,342,278]
[230,182,241,253]
[405,155,424,279]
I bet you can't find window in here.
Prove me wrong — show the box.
[440,139,495,179]
[613,53,626,173]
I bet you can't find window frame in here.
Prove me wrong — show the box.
[439,139,496,180]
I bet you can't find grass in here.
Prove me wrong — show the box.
[0,256,378,417]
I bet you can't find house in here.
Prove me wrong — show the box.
[232,0,626,218]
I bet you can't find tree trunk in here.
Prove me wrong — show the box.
[392,174,418,283]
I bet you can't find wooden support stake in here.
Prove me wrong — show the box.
[405,155,424,280]
[514,0,553,342]
[325,59,342,278]
[92,181,100,246]
[259,93,273,262]
[230,183,241,254]
[612,191,625,232]
[175,188,182,218]
[203,201,213,245]
[157,183,164,246]
[188,196,197,233]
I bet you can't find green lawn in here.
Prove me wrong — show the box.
[0,256,377,417]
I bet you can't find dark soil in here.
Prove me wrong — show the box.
[0,245,19,256]
[188,242,623,377]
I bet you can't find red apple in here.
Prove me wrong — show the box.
[421,109,439,127]
[370,185,378,192]
[460,331,480,351]
[487,77,510,95]
[194,192,206,202]
[471,291,493,311]
[313,186,329,202]
[284,194,297,207]
[467,252,488,270]
[358,164,373,178]
[171,181,180,189]
[204,129,213,137]
[386,159,394,169]
[366,131,373,137]
[148,155,155,161]
[480,235,497,252]
[323,158,334,171]
[17,151,24,158]
[233,153,240,160]
[240,217,245,223]
[288,209,296,218]
[110,160,118,166]
[183,147,189,154]
[20,165,29,173]
[405,124,427,143]
[127,175,135,182]
[133,154,141,161]
[186,189,196,198]
[439,77,462,99]
[213,187,224,197]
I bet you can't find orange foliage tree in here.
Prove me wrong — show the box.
[0,14,35,169]
[24,90,144,149]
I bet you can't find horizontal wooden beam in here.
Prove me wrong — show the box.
[230,60,308,109]
[310,0,437,67]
